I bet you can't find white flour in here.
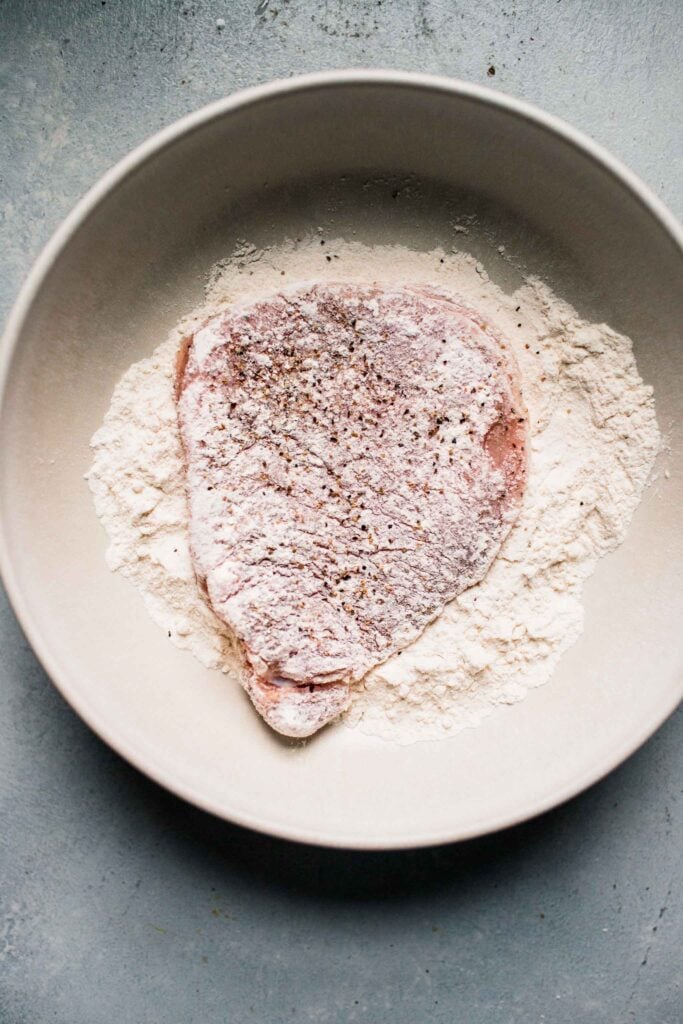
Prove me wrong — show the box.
[87,237,660,743]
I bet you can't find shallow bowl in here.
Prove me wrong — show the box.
[1,71,682,848]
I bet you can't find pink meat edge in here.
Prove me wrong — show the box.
[243,670,351,739]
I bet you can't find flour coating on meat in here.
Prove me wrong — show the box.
[177,283,527,736]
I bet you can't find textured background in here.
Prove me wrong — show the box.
[1,2,682,1022]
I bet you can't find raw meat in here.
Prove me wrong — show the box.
[176,283,527,737]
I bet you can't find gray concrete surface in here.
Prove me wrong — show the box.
[1,1,682,1021]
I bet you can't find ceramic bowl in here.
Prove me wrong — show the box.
[1,71,681,848]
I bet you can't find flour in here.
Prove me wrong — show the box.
[86,329,239,675]
[87,236,661,743]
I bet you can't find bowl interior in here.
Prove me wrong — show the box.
[1,76,682,847]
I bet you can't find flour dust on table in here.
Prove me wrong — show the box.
[87,237,660,743]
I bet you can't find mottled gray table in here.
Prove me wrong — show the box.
[1,2,682,1022]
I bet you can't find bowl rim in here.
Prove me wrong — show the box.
[1,69,682,850]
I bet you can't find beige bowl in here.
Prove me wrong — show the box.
[1,71,682,848]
